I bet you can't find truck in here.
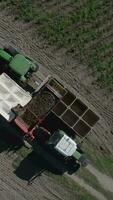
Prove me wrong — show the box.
[0,46,38,83]
[0,70,99,174]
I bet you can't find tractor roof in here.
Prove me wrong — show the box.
[55,133,77,157]
[48,130,77,157]
[9,54,34,76]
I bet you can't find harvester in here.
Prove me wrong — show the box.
[0,47,99,174]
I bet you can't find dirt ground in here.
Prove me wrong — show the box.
[0,6,113,200]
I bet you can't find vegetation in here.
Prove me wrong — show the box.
[16,145,32,157]
[77,167,113,199]
[83,141,113,177]
[1,0,113,88]
[46,172,97,200]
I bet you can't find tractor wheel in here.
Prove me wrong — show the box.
[81,159,89,167]
[79,155,89,167]
[4,46,19,56]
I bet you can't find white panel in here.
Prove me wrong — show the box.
[0,73,32,121]
[55,134,77,157]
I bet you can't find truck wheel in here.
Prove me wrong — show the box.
[4,46,19,56]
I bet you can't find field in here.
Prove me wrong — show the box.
[2,0,112,168]
[1,0,113,89]
[0,0,113,200]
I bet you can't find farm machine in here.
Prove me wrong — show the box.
[0,46,99,175]
[0,46,38,83]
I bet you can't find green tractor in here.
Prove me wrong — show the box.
[0,46,38,82]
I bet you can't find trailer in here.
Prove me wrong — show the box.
[11,75,99,140]
[8,73,99,174]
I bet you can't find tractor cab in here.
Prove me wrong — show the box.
[47,130,77,157]
[32,127,88,174]
[0,46,38,82]
[9,54,37,82]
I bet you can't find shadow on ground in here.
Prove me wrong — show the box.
[0,116,63,183]
[0,116,80,184]
[0,115,23,151]
[14,151,63,184]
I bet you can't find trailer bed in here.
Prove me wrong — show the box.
[12,76,99,139]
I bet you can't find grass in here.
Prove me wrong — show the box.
[1,0,113,88]
[83,141,113,177]
[15,144,113,199]
[16,145,32,157]
[77,167,113,199]
[46,171,97,200]
[77,168,100,190]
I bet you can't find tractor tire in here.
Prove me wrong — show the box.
[79,155,89,167]
[81,159,89,167]
[4,46,19,56]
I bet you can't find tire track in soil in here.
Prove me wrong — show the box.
[67,174,108,200]
[87,164,113,193]
[38,177,65,200]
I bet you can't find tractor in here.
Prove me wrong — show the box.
[31,127,88,174]
[0,46,38,83]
